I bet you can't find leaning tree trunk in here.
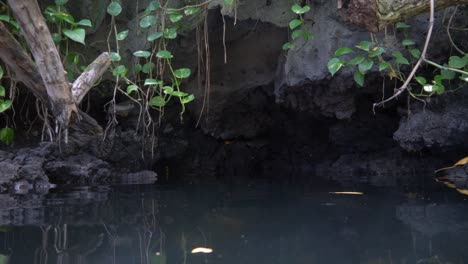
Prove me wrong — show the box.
[8,0,78,128]
[338,0,468,32]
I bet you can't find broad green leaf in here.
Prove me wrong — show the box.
[334,47,354,56]
[448,56,466,69]
[358,59,374,74]
[0,86,5,97]
[135,64,142,73]
[133,50,152,58]
[0,127,14,145]
[348,55,365,65]
[147,0,160,11]
[63,28,86,44]
[144,79,163,85]
[184,7,201,15]
[170,13,183,23]
[142,62,156,74]
[174,68,191,79]
[291,4,310,14]
[392,51,409,65]
[402,39,415,46]
[107,2,122,16]
[327,58,344,76]
[409,48,421,59]
[113,65,127,76]
[434,84,445,95]
[291,30,304,40]
[0,15,10,23]
[282,42,294,50]
[156,50,173,59]
[163,27,177,39]
[109,52,121,62]
[127,85,139,94]
[77,19,92,27]
[55,0,68,5]
[147,32,163,41]
[67,52,79,64]
[356,41,374,51]
[166,90,188,97]
[181,94,195,104]
[0,100,12,112]
[303,32,313,40]
[163,86,174,94]
[379,61,390,71]
[369,47,385,57]
[354,70,364,87]
[149,96,166,107]
[289,19,302,30]
[415,76,426,85]
[140,15,157,28]
[117,30,129,40]
[396,22,410,28]
[441,67,456,80]
[0,65,3,79]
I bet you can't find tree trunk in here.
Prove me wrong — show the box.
[338,0,468,32]
[8,0,78,128]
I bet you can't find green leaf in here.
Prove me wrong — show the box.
[368,47,385,58]
[224,0,234,6]
[67,52,79,64]
[334,47,354,56]
[448,56,466,69]
[170,13,183,23]
[181,94,195,104]
[291,29,304,40]
[52,33,62,43]
[291,4,310,14]
[0,127,14,145]
[163,27,178,39]
[55,0,68,5]
[356,41,374,51]
[415,76,426,85]
[409,48,421,59]
[149,96,166,107]
[142,62,156,74]
[282,42,294,50]
[140,15,157,28]
[147,0,160,11]
[163,86,173,94]
[107,2,122,16]
[63,28,86,45]
[348,55,365,65]
[135,64,142,73]
[77,19,92,27]
[144,79,163,85]
[402,39,415,46]
[127,85,139,94]
[0,65,3,79]
[0,15,10,23]
[174,68,191,79]
[358,59,374,74]
[166,90,188,97]
[156,50,173,59]
[117,30,129,40]
[327,58,344,76]
[303,32,313,40]
[379,61,390,71]
[354,70,364,87]
[147,32,163,41]
[113,65,127,77]
[109,52,121,62]
[289,19,302,30]
[0,86,5,97]
[184,7,201,15]
[392,51,409,65]
[0,100,12,113]
[441,67,456,80]
[133,50,152,58]
[396,22,410,29]
[434,84,445,95]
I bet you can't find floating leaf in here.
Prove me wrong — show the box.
[379,61,390,71]
[334,47,354,56]
[0,127,14,145]
[140,15,157,28]
[174,68,191,79]
[327,58,344,76]
[448,56,466,69]
[348,55,365,65]
[0,100,12,112]
[127,85,139,94]
[149,96,166,107]
[156,50,173,59]
[282,42,294,50]
[170,13,183,23]
[358,59,374,74]
[133,50,152,58]
[117,30,129,40]
[396,22,410,29]
[291,4,310,15]
[147,32,163,41]
[402,39,416,46]
[181,94,195,104]
[356,41,374,51]
[184,7,201,15]
[63,28,86,44]
[107,2,122,16]
[289,19,302,30]
[109,52,121,62]
[354,70,364,87]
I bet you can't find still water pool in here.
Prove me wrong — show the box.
[0,176,467,264]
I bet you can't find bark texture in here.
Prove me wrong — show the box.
[72,52,110,104]
[338,0,468,32]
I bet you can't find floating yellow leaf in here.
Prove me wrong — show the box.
[191,247,213,254]
[435,156,468,173]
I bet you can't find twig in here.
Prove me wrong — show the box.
[373,0,435,112]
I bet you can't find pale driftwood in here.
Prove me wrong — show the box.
[338,0,468,32]
[72,52,111,104]
[0,21,103,136]
[8,0,78,128]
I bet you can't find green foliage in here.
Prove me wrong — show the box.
[283,3,312,51]
[0,127,14,145]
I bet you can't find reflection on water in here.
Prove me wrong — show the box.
[0,177,467,264]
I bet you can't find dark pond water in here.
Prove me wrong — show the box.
[0,174,467,264]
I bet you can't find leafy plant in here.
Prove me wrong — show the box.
[283,3,313,50]
[0,65,14,145]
